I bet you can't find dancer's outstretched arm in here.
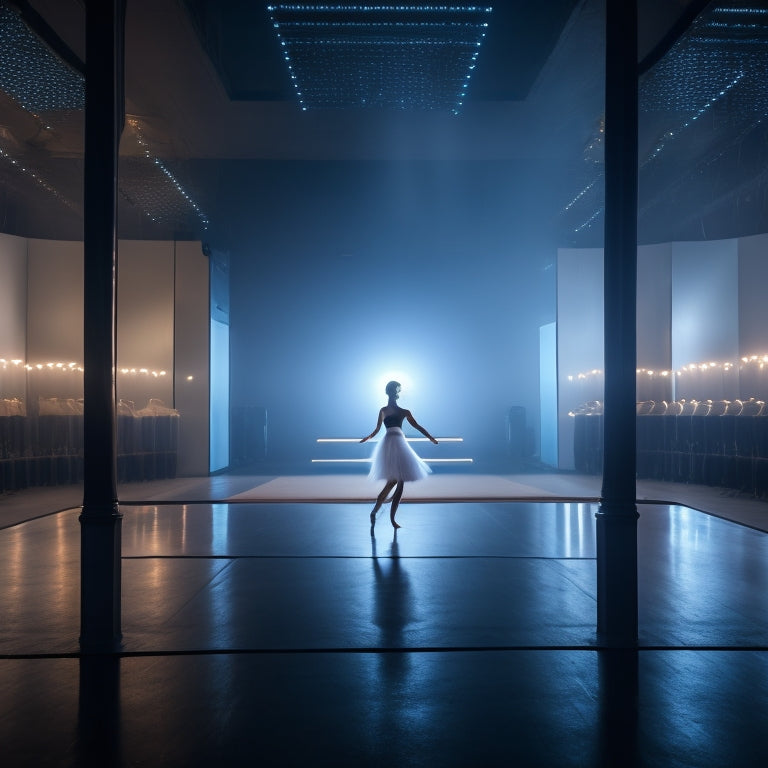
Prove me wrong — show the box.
[406,412,438,444]
[360,409,384,442]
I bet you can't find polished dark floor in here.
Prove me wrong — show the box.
[2,492,768,766]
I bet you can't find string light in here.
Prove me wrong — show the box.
[570,67,746,234]
[640,4,768,115]
[574,206,604,233]
[0,8,208,230]
[563,2,768,237]
[0,358,167,377]
[641,73,745,170]
[566,369,603,382]
[0,145,80,211]
[567,354,768,383]
[0,4,84,112]
[267,4,492,113]
[562,175,601,213]
[124,119,210,231]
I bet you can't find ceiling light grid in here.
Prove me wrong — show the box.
[0,1,83,113]
[562,1,768,242]
[267,4,492,113]
[120,119,210,233]
[0,142,80,211]
[640,4,768,116]
[0,4,211,233]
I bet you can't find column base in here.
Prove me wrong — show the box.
[79,505,123,653]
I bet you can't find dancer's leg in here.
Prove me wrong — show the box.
[390,481,405,528]
[370,480,396,524]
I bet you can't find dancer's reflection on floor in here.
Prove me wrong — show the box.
[370,530,421,733]
[372,531,415,649]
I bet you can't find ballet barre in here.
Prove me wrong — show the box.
[312,435,472,464]
[311,458,473,463]
[316,437,464,442]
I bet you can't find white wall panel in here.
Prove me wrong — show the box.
[637,242,672,402]
[0,233,28,404]
[116,240,174,408]
[672,238,739,401]
[738,232,768,357]
[27,239,83,364]
[556,247,603,469]
[174,240,210,476]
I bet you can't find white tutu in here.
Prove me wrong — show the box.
[368,427,431,482]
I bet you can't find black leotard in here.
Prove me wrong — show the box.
[383,411,406,429]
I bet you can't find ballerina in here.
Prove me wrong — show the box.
[361,381,438,529]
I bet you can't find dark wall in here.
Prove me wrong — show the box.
[220,158,560,468]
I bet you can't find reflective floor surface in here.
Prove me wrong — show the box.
[2,500,768,766]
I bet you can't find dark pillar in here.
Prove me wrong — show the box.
[598,650,639,765]
[79,0,125,653]
[596,0,639,646]
[77,656,121,762]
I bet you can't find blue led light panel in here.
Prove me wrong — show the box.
[267,4,492,112]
